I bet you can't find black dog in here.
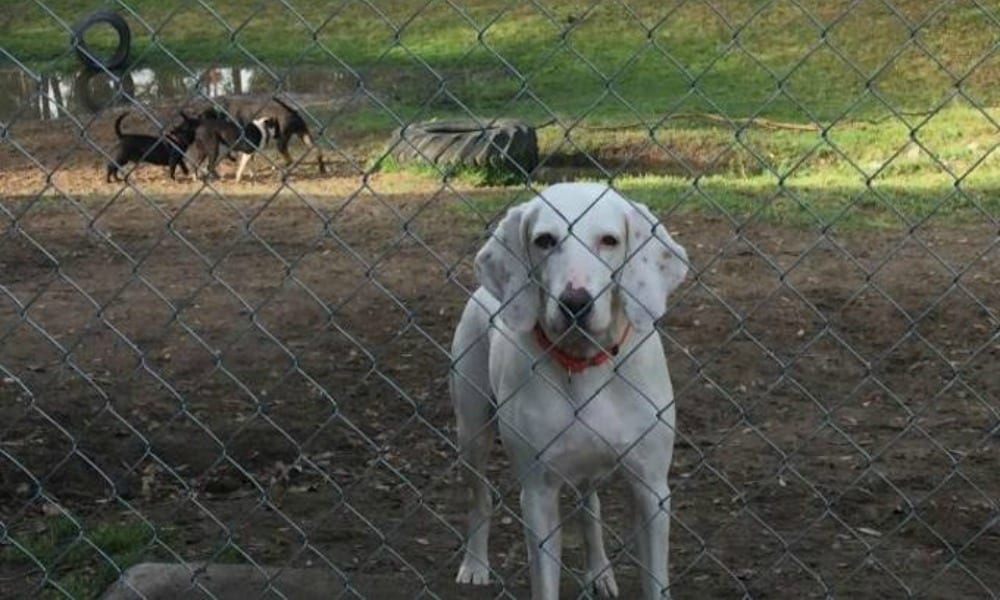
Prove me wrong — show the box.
[106,111,200,183]
[206,96,326,174]
[191,110,280,181]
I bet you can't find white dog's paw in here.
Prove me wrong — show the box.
[455,557,491,585]
[586,567,619,598]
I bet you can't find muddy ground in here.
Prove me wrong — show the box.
[1,114,999,599]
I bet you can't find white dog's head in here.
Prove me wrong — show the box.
[475,183,688,351]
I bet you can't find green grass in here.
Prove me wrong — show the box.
[4,1,1000,227]
[456,171,1000,231]
[0,510,259,598]
[8,1,1000,120]
[1,513,165,598]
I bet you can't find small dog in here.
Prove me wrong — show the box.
[106,111,200,183]
[191,110,280,182]
[451,183,689,599]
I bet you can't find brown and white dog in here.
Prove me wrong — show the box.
[191,109,280,182]
[200,96,326,175]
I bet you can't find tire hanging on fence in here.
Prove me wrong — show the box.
[70,10,131,71]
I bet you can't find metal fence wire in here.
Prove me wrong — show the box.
[1,0,999,598]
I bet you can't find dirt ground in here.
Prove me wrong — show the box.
[1,115,999,599]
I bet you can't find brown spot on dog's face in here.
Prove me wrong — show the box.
[658,250,672,272]
[476,251,512,292]
[495,262,511,286]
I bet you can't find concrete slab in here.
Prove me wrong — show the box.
[99,560,634,598]
[99,562,349,599]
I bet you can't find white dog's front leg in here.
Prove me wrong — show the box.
[235,153,252,182]
[455,426,495,585]
[451,292,497,586]
[580,491,618,598]
[521,482,562,600]
[632,480,671,600]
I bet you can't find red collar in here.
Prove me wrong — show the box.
[533,323,632,373]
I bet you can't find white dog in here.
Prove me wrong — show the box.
[451,182,689,599]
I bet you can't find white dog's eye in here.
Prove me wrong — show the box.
[600,234,619,247]
[533,233,557,250]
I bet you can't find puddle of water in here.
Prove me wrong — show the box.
[0,64,355,123]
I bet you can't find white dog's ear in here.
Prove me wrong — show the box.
[474,204,539,332]
[620,202,689,331]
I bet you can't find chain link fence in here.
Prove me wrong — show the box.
[1,1,999,598]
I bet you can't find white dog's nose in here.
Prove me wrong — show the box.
[558,287,593,325]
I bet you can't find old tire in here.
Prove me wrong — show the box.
[388,119,539,175]
[71,10,131,71]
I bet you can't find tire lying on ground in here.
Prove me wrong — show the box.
[70,10,131,71]
[387,119,539,176]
